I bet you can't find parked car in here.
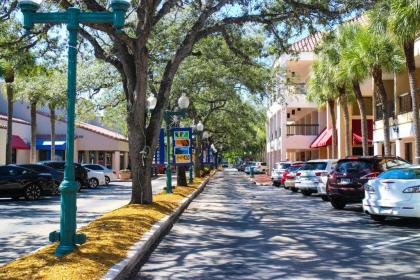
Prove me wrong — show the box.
[282,163,304,188]
[16,164,64,195]
[271,162,291,186]
[84,168,106,188]
[284,165,304,192]
[327,156,409,210]
[244,162,256,174]
[82,164,117,185]
[253,162,268,174]
[295,159,338,197]
[39,161,89,189]
[0,165,54,200]
[363,166,420,222]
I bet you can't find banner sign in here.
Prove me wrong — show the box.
[153,128,165,165]
[172,127,193,166]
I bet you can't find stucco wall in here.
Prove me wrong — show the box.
[0,127,6,164]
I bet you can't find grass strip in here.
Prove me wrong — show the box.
[0,177,207,280]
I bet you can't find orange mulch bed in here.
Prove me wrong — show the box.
[0,177,206,280]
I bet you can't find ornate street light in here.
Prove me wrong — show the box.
[163,93,190,193]
[147,95,157,110]
[196,121,204,132]
[19,0,130,257]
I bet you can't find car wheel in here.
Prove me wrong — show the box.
[370,214,386,222]
[52,181,60,196]
[89,178,99,189]
[24,184,42,200]
[330,199,346,210]
[291,187,298,193]
[105,176,110,185]
[321,195,330,202]
[302,190,312,196]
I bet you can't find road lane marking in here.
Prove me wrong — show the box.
[365,233,420,250]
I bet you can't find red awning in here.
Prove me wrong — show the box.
[12,135,30,150]
[352,120,373,146]
[310,128,333,148]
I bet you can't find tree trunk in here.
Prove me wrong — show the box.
[5,83,13,165]
[404,41,420,164]
[327,99,337,159]
[352,80,369,156]
[49,105,56,161]
[339,87,351,157]
[176,166,188,186]
[372,67,391,156]
[30,101,37,163]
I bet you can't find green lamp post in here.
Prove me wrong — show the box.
[190,120,204,183]
[161,93,190,193]
[18,0,130,257]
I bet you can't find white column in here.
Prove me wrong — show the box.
[113,151,120,173]
[395,139,402,158]
[280,107,288,161]
[374,142,383,156]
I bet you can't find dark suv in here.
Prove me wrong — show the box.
[327,156,409,209]
[39,161,89,189]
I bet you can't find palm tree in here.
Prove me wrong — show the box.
[350,25,404,156]
[315,33,353,157]
[307,60,339,159]
[371,0,420,163]
[338,24,371,156]
[0,61,15,164]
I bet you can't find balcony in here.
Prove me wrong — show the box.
[286,124,319,136]
[375,102,395,120]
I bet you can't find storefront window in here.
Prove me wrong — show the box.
[105,152,113,169]
[78,151,86,163]
[89,151,97,164]
[98,151,105,165]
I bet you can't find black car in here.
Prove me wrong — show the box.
[39,161,89,189]
[0,165,54,200]
[327,156,409,209]
[16,164,64,195]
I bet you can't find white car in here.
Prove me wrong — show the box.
[82,164,117,185]
[363,166,420,222]
[295,159,338,197]
[85,168,106,188]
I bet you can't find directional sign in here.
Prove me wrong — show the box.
[172,127,193,166]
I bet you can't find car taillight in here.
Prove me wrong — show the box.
[286,174,295,179]
[361,172,380,180]
[296,172,301,176]
[329,172,337,184]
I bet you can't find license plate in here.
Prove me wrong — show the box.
[339,178,351,184]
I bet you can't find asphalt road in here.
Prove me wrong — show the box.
[138,169,420,280]
[0,175,176,265]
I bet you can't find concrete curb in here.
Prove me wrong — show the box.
[102,175,213,280]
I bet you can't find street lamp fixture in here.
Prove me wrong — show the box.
[19,0,130,257]
[164,94,190,193]
[147,95,157,110]
[196,121,204,132]
[202,131,209,139]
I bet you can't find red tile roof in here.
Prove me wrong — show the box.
[76,122,128,142]
[289,32,323,53]
[37,111,128,142]
[0,114,30,125]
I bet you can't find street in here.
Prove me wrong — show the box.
[0,175,175,265]
[138,169,420,280]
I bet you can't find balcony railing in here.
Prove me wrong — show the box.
[399,94,412,114]
[287,124,319,136]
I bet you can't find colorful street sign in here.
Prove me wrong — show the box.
[172,127,193,166]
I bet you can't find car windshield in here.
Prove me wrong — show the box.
[289,165,303,172]
[380,159,411,170]
[301,162,327,171]
[336,160,373,173]
[277,163,291,170]
[378,168,420,179]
